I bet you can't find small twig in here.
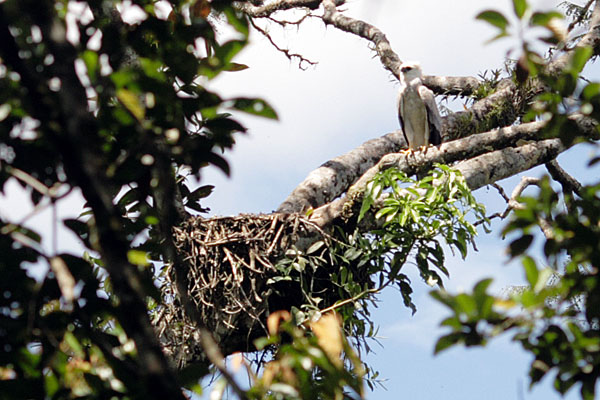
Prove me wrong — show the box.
[267,11,312,27]
[319,279,393,315]
[7,166,69,198]
[250,18,317,69]
[199,329,249,400]
[491,183,510,202]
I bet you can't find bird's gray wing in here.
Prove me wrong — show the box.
[397,86,410,147]
[419,85,442,146]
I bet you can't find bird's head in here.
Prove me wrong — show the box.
[400,61,423,83]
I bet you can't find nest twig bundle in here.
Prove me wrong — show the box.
[154,213,325,367]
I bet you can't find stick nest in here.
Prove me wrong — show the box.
[153,213,324,367]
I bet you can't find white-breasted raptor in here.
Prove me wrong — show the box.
[397,61,442,151]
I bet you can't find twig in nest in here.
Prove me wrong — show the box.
[250,18,317,70]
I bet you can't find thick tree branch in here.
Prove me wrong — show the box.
[277,131,407,213]
[443,80,524,140]
[308,113,597,228]
[457,140,564,191]
[421,75,482,97]
[234,0,324,18]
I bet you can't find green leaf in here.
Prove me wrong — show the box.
[582,82,600,100]
[214,40,246,65]
[81,50,99,82]
[178,363,210,390]
[530,11,563,27]
[476,10,509,31]
[140,57,167,82]
[512,0,527,19]
[223,62,249,72]
[127,250,150,267]
[231,98,278,119]
[508,234,533,257]
[117,88,145,122]
[307,240,325,255]
[434,333,463,354]
[187,185,214,201]
[223,7,249,37]
[522,256,538,287]
[473,278,493,298]
[569,46,593,74]
[358,193,373,222]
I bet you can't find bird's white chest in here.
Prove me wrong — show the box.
[399,85,429,148]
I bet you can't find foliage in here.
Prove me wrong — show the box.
[432,175,600,400]
[433,2,600,399]
[246,312,365,400]
[0,0,275,398]
[360,164,487,302]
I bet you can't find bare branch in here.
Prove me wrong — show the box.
[485,177,555,239]
[492,183,510,203]
[546,159,584,197]
[250,18,317,69]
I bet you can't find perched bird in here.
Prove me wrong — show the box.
[397,61,442,152]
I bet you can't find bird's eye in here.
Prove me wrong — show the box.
[401,66,413,72]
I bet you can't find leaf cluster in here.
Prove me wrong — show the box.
[248,313,364,400]
[360,165,487,308]
[0,0,276,398]
[432,2,600,399]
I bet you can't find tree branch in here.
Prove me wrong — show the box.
[422,75,482,97]
[484,176,555,240]
[277,131,407,213]
[249,18,317,69]
[545,159,583,197]
[234,0,324,18]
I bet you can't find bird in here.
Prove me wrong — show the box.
[397,61,442,153]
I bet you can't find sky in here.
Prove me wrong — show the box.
[0,0,598,399]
